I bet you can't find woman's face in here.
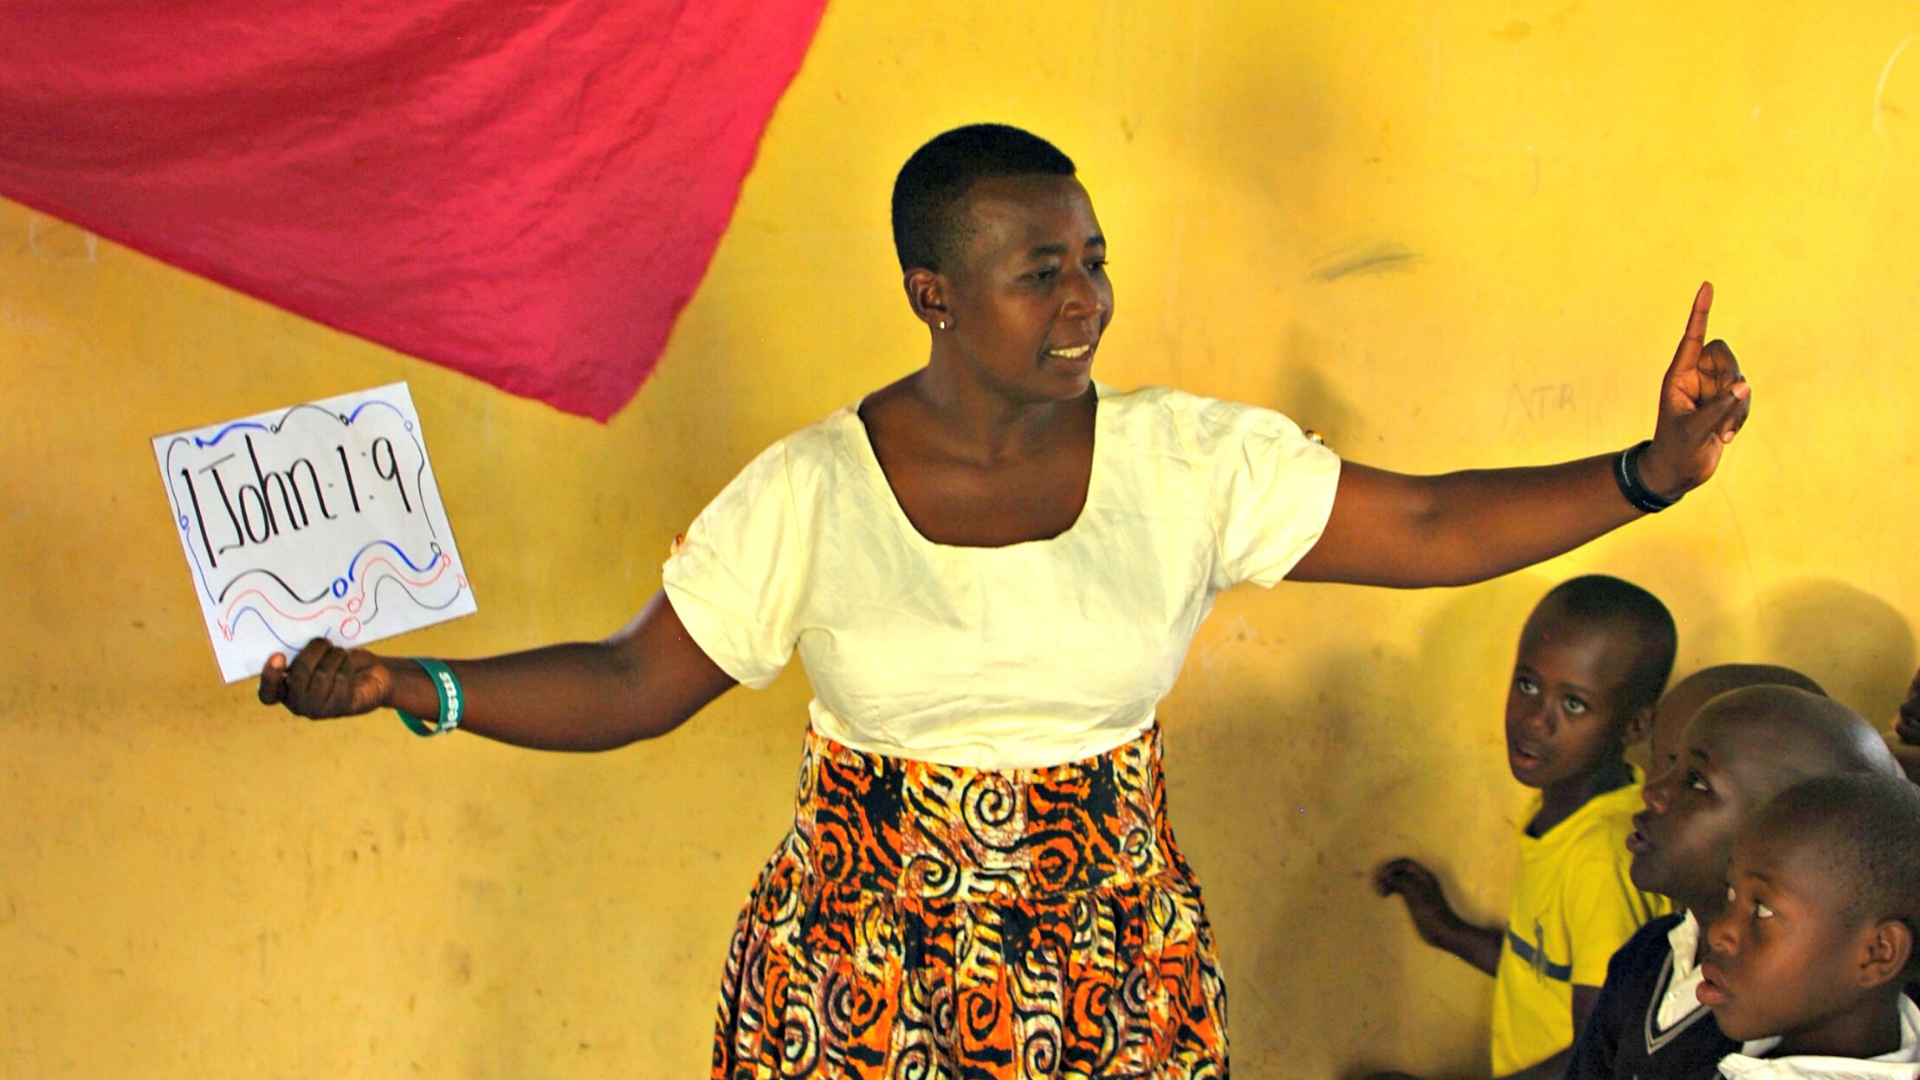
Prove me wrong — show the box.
[932,174,1113,403]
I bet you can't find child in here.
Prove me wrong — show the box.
[1703,771,1920,1076]
[1646,664,1826,776]
[1567,683,1900,1080]
[1374,575,1678,1080]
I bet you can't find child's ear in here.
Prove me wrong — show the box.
[1856,919,1913,989]
[1620,705,1654,748]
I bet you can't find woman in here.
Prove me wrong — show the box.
[261,125,1749,1078]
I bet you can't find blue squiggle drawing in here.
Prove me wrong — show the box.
[192,420,275,448]
[346,399,407,425]
[211,539,442,605]
[191,400,415,450]
[190,403,347,448]
[223,604,306,651]
[345,539,440,582]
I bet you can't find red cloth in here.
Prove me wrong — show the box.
[0,0,828,421]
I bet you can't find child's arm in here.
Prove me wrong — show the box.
[1559,932,1645,1080]
[1374,857,1502,975]
[1490,986,1600,1080]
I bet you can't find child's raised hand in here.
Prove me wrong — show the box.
[258,638,394,719]
[1374,857,1462,947]
[1639,282,1752,499]
[1373,856,1443,900]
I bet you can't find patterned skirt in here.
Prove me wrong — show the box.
[711,725,1227,1080]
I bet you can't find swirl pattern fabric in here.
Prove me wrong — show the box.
[713,726,1227,1079]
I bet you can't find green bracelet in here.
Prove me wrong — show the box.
[396,657,464,737]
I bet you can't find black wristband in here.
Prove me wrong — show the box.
[1614,440,1680,513]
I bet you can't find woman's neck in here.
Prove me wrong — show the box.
[905,366,1088,465]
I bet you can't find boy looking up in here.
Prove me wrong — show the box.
[1375,575,1677,1080]
[1703,772,1920,1077]
[1569,684,1899,1080]
[1647,664,1826,776]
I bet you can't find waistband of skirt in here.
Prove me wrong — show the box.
[784,723,1182,900]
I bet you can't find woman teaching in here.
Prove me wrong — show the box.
[259,124,1749,1078]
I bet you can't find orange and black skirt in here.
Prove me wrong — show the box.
[711,725,1227,1079]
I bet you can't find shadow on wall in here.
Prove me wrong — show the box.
[1167,572,1557,1079]
[1274,326,1368,447]
[1693,578,1916,728]
[1316,574,1557,1080]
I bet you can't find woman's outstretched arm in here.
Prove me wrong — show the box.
[1291,282,1750,588]
[257,589,738,751]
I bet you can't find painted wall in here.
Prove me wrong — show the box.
[5,2,1917,1076]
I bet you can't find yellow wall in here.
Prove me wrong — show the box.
[5,2,1918,1076]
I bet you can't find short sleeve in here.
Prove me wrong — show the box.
[660,439,807,690]
[1564,926,1641,1080]
[1564,847,1661,988]
[1188,399,1343,589]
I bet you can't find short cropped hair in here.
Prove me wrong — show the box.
[1696,685,1899,784]
[1536,575,1678,714]
[1753,773,1920,934]
[891,124,1076,273]
[1671,663,1825,703]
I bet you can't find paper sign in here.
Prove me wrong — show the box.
[153,382,477,682]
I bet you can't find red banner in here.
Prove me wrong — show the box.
[0,0,828,420]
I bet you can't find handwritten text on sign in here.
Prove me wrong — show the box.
[153,382,477,682]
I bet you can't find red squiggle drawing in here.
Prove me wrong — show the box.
[218,553,450,640]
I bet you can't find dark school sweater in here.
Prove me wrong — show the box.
[1566,913,1737,1080]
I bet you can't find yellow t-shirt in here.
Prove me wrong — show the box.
[661,383,1342,769]
[1490,773,1673,1075]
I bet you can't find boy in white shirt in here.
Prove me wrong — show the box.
[1568,683,1897,1080]
[1702,772,1920,1080]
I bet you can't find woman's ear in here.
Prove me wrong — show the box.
[904,268,950,331]
[1857,918,1913,989]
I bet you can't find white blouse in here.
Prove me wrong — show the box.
[660,383,1342,770]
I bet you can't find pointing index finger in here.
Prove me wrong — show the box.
[1682,281,1713,345]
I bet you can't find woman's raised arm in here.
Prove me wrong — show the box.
[258,590,738,751]
[1291,282,1750,588]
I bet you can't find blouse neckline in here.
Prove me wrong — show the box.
[846,382,1109,552]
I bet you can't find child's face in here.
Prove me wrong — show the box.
[1647,681,1720,777]
[1505,612,1642,791]
[1700,828,1877,1052]
[1628,704,1780,915]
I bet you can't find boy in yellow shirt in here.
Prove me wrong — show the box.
[1373,575,1677,1080]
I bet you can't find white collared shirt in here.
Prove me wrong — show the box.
[1717,995,1920,1080]
[1657,910,1710,1030]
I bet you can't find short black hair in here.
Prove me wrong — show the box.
[891,124,1076,273]
[1668,663,1826,703]
[1533,574,1678,715]
[1693,685,1900,789]
[1751,773,1920,937]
